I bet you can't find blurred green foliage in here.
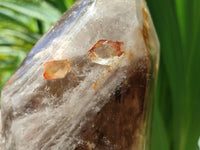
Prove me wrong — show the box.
[0,0,200,150]
[147,0,200,150]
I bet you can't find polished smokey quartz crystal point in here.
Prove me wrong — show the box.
[1,0,159,149]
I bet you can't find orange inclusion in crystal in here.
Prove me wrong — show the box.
[43,60,70,80]
[88,40,124,61]
[72,74,76,79]
[88,40,124,89]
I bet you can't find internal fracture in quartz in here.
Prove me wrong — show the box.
[0,0,159,150]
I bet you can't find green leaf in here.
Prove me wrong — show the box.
[151,102,169,150]
[64,0,76,9]
[0,1,61,23]
[1,29,38,44]
[147,0,200,149]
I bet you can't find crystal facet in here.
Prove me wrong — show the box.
[1,0,159,149]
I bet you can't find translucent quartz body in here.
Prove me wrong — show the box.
[1,0,159,149]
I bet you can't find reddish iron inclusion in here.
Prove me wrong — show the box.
[43,60,70,80]
[43,40,124,80]
[88,40,124,61]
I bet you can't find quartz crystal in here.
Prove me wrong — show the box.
[1,0,159,149]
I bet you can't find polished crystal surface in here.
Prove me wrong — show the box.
[1,0,159,149]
